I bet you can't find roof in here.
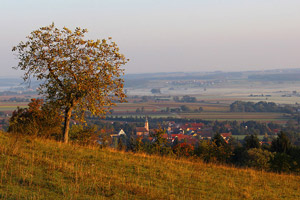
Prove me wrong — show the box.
[224,124,232,129]
[190,123,205,128]
[118,129,126,136]
[136,127,148,132]
[220,133,232,138]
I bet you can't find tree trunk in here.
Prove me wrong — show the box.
[63,107,72,143]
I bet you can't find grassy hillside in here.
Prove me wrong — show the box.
[0,132,299,200]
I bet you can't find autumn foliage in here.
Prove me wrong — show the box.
[8,99,62,138]
[172,143,194,157]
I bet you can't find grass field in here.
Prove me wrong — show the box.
[0,132,300,199]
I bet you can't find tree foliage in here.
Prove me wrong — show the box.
[244,134,260,150]
[271,132,291,153]
[246,148,274,170]
[172,142,194,157]
[150,128,172,155]
[13,23,128,143]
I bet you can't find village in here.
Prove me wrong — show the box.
[109,117,279,147]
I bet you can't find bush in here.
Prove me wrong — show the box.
[8,99,62,139]
[69,124,100,146]
[195,140,232,163]
[270,153,294,173]
[173,143,194,157]
[246,148,274,170]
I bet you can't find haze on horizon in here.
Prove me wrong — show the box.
[1,0,300,77]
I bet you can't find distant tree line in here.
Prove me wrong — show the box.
[173,95,197,103]
[161,105,203,113]
[248,73,300,81]
[213,120,276,136]
[151,88,161,94]
[230,101,295,113]
[104,116,211,125]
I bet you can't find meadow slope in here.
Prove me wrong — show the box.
[0,132,299,200]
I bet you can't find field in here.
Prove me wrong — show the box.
[127,79,300,105]
[0,131,299,199]
[232,135,265,141]
[109,101,290,123]
[1,78,299,124]
[0,102,27,112]
[0,97,292,124]
[178,112,289,122]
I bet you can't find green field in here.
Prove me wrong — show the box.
[0,102,28,112]
[232,135,265,141]
[178,112,289,122]
[0,132,299,199]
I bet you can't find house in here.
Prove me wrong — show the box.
[220,133,232,143]
[110,129,127,138]
[220,132,232,139]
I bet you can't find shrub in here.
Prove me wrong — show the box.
[195,140,232,163]
[69,124,99,146]
[246,148,274,170]
[270,153,294,173]
[173,142,194,157]
[8,99,62,138]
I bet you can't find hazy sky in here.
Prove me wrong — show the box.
[1,0,300,76]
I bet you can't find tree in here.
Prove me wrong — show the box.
[13,23,128,143]
[151,88,161,94]
[195,140,231,163]
[150,128,172,155]
[271,132,291,153]
[69,124,99,145]
[212,133,226,147]
[244,134,260,149]
[180,105,191,112]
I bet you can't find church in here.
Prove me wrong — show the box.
[136,117,149,136]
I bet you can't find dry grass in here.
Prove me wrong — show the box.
[0,131,299,199]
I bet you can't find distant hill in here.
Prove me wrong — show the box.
[0,131,299,199]
[248,73,300,81]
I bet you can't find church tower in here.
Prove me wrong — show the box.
[144,116,149,132]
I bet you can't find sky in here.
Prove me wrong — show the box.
[1,0,300,76]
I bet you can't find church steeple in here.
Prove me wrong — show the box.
[144,116,149,131]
